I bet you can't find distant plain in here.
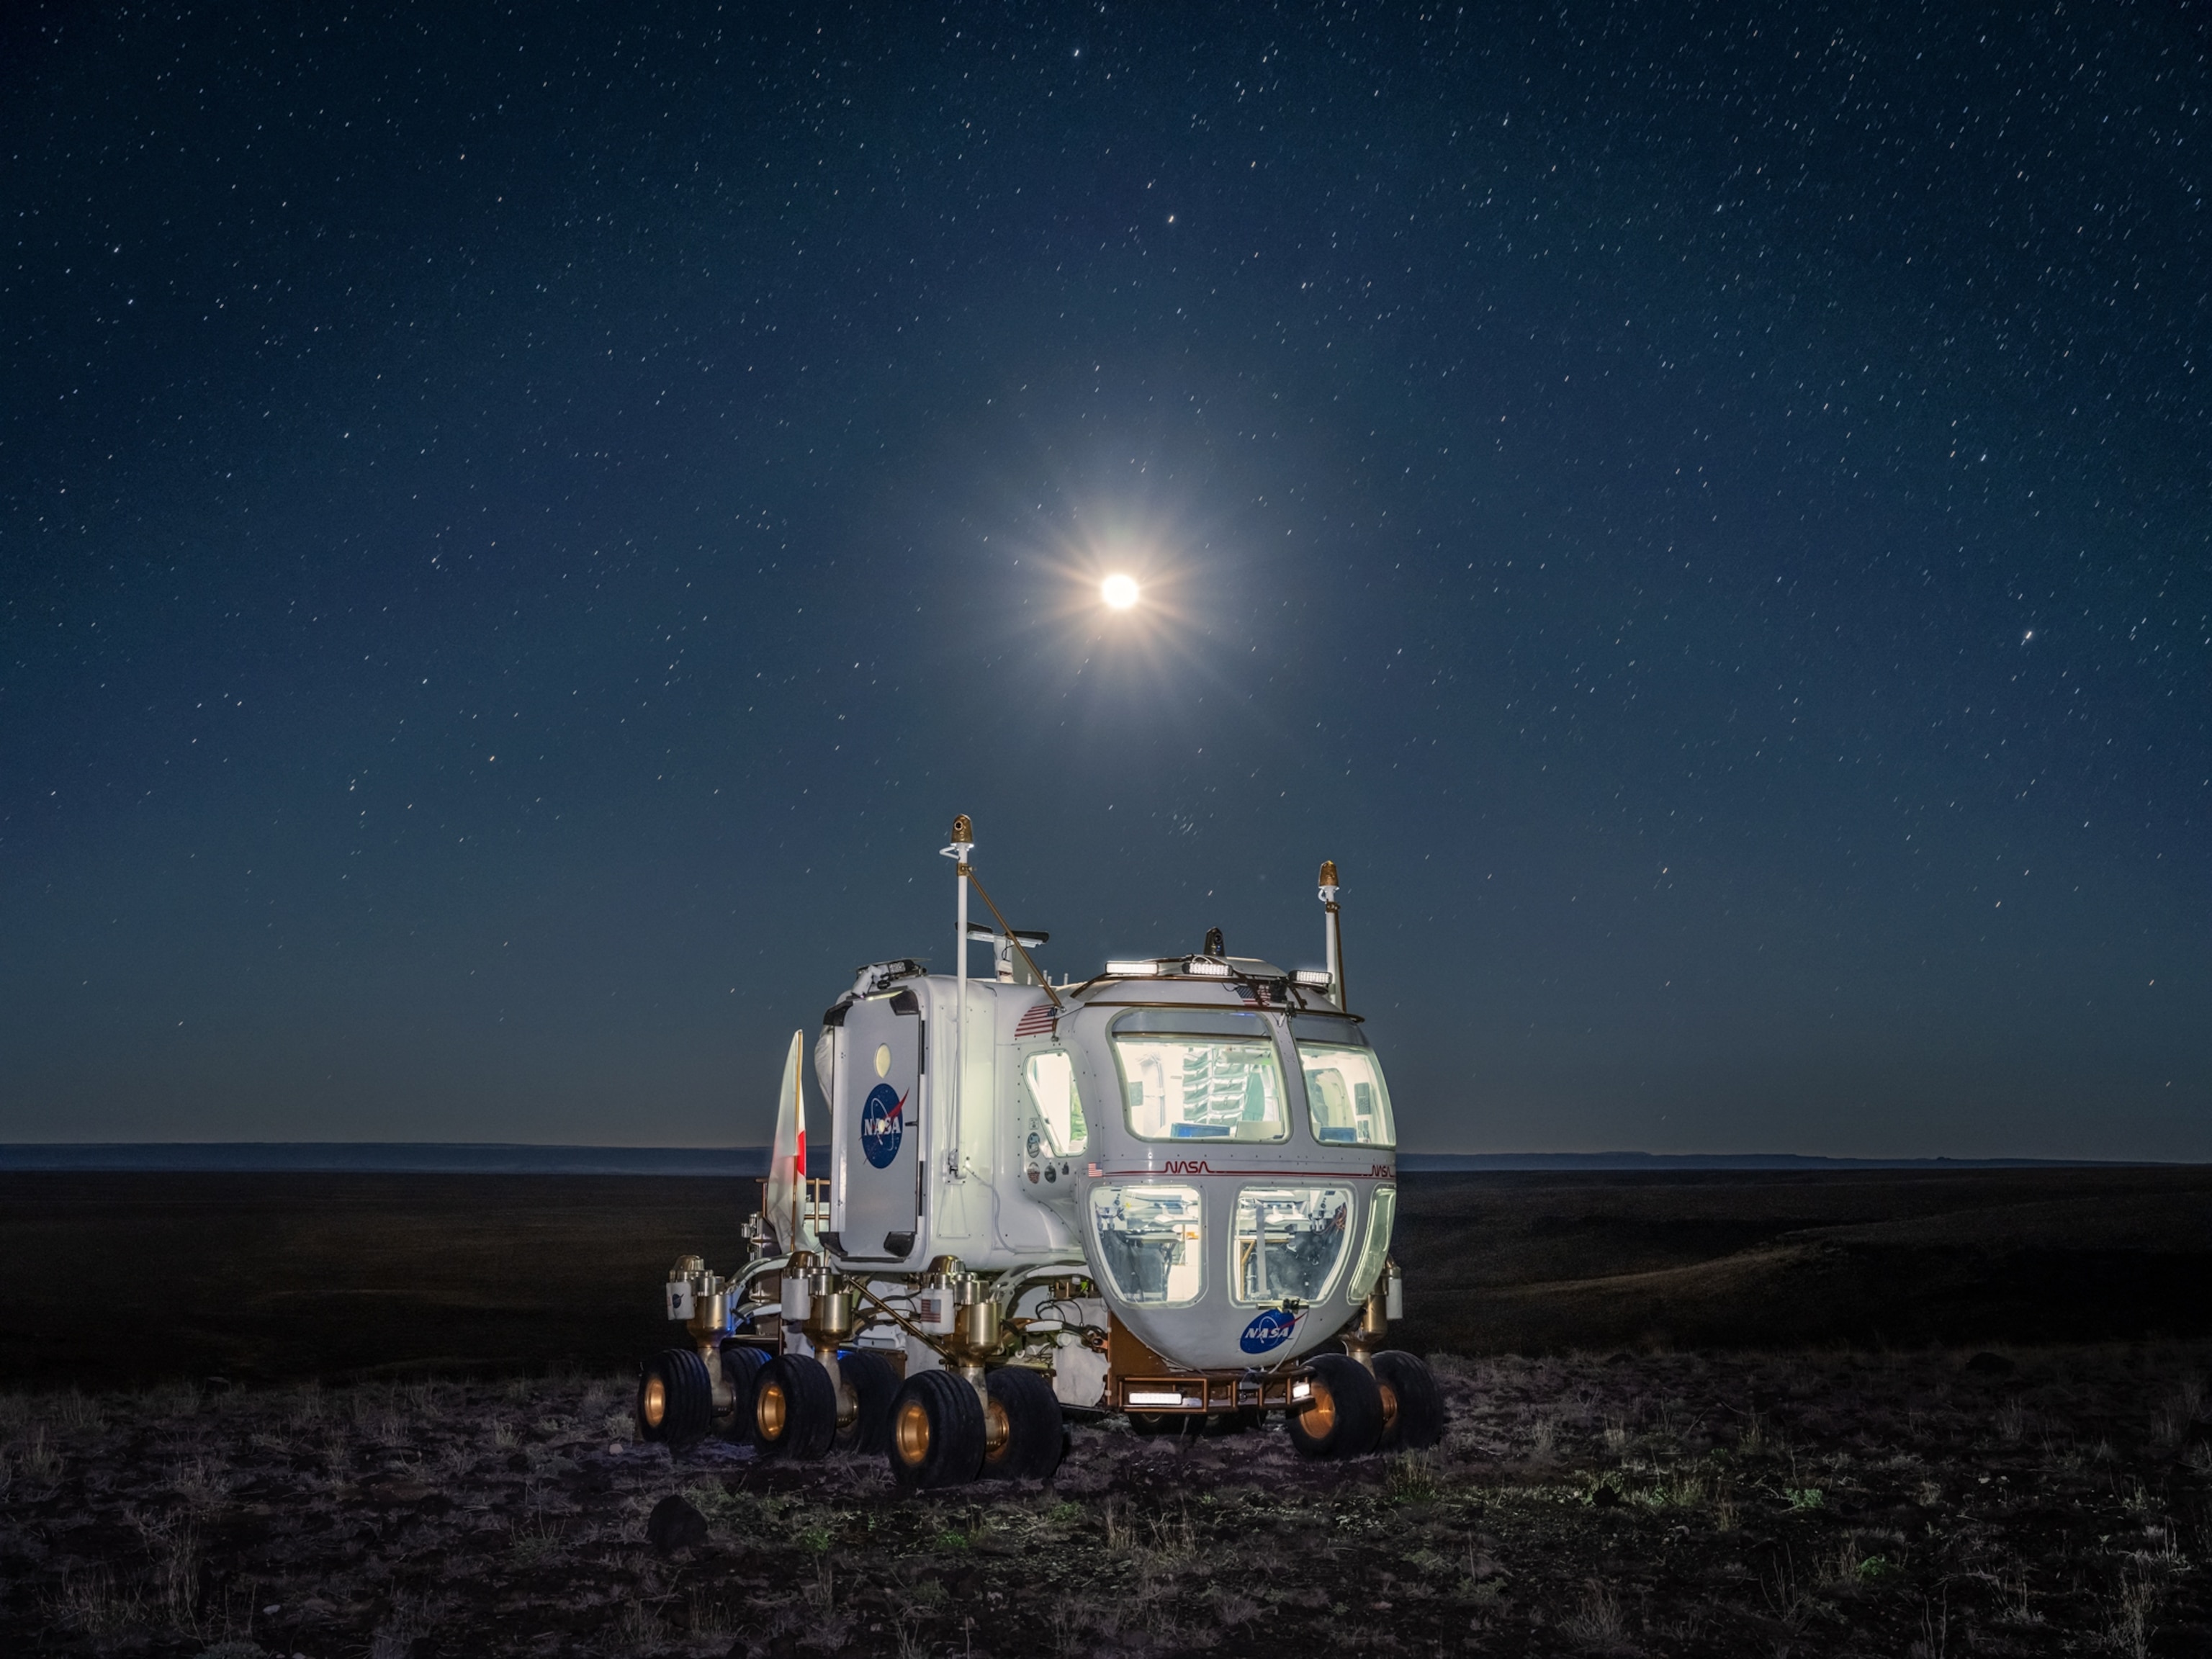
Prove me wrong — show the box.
[1,1166,2207,1385]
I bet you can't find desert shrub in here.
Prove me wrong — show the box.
[17,1425,63,1485]
[131,1511,202,1623]
[367,1592,448,1659]
[1560,1579,1628,1647]
[1633,1469,1707,1510]
[1711,1483,1740,1532]
[2105,1575,2157,1659]
[508,1514,564,1567]
[47,1568,148,1635]
[47,1389,107,1433]
[1384,1451,1443,1503]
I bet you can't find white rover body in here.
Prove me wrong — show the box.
[634,818,1442,1485]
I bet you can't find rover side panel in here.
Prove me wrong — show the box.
[832,992,923,1260]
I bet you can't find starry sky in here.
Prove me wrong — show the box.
[4,2,2208,1158]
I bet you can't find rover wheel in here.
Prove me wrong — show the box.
[1372,1351,1446,1452]
[752,1353,837,1461]
[887,1370,986,1489]
[981,1366,1064,1481]
[1286,1353,1385,1460]
[719,1341,770,1442]
[835,1349,900,1456]
[636,1348,714,1450]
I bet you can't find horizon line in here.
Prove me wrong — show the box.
[0,1141,2184,1172]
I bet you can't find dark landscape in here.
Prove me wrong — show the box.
[5,1169,2211,1655]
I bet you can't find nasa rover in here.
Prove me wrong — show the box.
[634,817,1442,1486]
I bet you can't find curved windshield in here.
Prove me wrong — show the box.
[1115,1032,1287,1143]
[1090,1183,1203,1306]
[1346,1186,1397,1303]
[1232,1186,1354,1305]
[1298,1043,1395,1148]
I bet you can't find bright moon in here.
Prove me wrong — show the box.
[1101,573,1140,610]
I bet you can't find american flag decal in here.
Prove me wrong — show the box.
[1014,1002,1056,1038]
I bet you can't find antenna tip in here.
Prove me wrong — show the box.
[1318,859,1338,887]
[950,813,973,843]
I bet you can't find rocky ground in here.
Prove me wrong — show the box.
[4,1345,2211,1657]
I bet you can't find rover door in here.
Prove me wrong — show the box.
[834,989,923,1261]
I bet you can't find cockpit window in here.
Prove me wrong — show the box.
[1232,1186,1354,1305]
[1090,1183,1203,1305]
[1113,1032,1288,1143]
[1022,1050,1087,1155]
[1298,1043,1396,1148]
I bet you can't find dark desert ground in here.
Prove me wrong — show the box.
[4,1166,2210,1656]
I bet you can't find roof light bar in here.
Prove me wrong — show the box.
[1186,960,1232,979]
[1105,959,1160,977]
[1292,969,1333,988]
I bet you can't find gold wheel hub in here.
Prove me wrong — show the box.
[757,1381,788,1440]
[895,1397,932,1465]
[1378,1382,1400,1435]
[1303,1379,1337,1437]
[984,1397,1011,1461]
[642,1375,667,1429]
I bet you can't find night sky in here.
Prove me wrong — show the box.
[5,3,2208,1159]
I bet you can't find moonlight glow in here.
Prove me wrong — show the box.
[1101,574,1140,610]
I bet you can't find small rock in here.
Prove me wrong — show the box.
[1591,1485,1622,1509]
[1964,1352,2016,1377]
[646,1494,709,1555]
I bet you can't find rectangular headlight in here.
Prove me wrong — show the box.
[1185,960,1231,978]
[1105,959,1159,976]
[1128,1390,1193,1408]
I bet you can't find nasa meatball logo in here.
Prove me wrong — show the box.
[860,1083,907,1169]
[1238,1308,1301,1354]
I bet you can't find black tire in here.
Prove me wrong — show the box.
[719,1341,770,1442]
[835,1349,900,1455]
[981,1366,1064,1481]
[887,1369,986,1489]
[1286,1353,1385,1460]
[1372,1350,1446,1452]
[752,1353,837,1461]
[637,1348,714,1450]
